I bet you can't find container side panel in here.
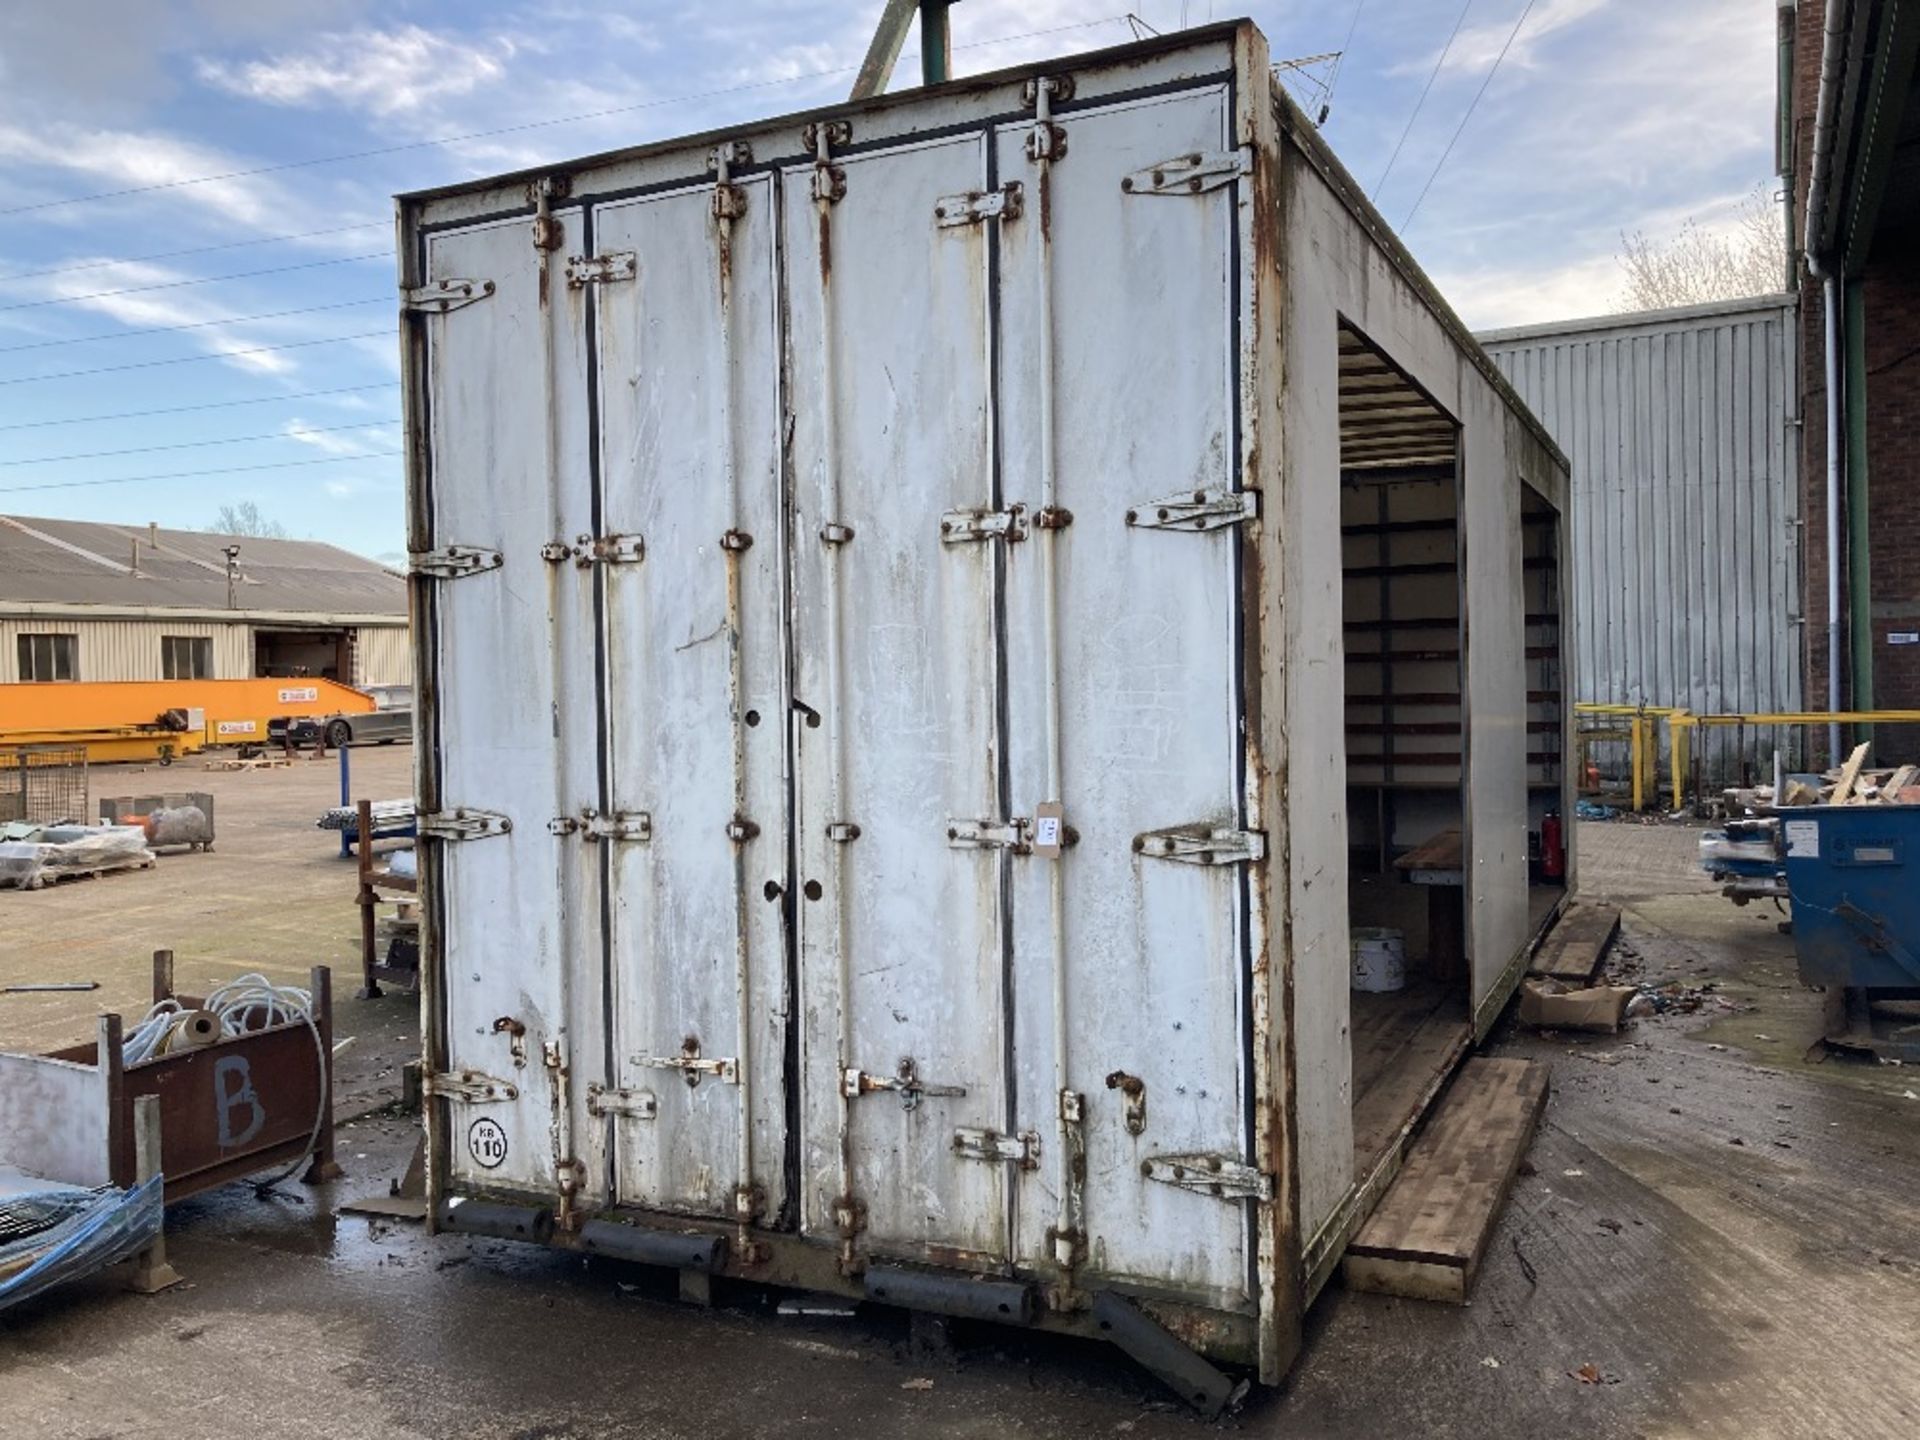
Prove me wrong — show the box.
[593,180,789,1220]
[785,134,1011,1263]
[1463,395,1532,1004]
[1272,166,1356,1249]
[425,215,607,1202]
[997,87,1251,1306]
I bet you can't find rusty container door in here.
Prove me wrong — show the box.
[785,129,1017,1269]
[591,171,791,1225]
[997,85,1258,1308]
[418,211,608,1206]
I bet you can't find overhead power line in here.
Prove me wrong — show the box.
[0,330,389,385]
[0,418,401,467]
[1401,0,1539,232]
[0,252,389,314]
[0,222,388,285]
[0,451,405,496]
[0,382,398,433]
[1373,2,1474,198]
[0,16,1133,222]
[0,297,390,354]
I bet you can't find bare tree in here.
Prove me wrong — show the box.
[209,501,288,539]
[1616,187,1787,313]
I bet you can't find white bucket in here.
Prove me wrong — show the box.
[1350,927,1407,993]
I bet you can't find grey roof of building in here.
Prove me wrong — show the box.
[0,515,406,618]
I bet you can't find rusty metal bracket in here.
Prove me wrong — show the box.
[1120,148,1251,197]
[566,251,637,287]
[1105,1071,1147,1135]
[409,544,503,580]
[401,278,495,314]
[947,817,1030,851]
[941,504,1028,544]
[635,1039,738,1088]
[726,816,761,842]
[1132,825,1265,866]
[418,808,512,842]
[811,163,848,205]
[953,1126,1041,1169]
[1125,488,1258,532]
[541,532,645,566]
[801,120,852,153]
[819,522,855,546]
[586,1084,658,1121]
[1022,74,1076,106]
[549,810,650,842]
[935,183,1023,228]
[826,820,862,843]
[842,1059,965,1112]
[719,528,753,551]
[1141,1152,1272,1202]
[424,1069,519,1104]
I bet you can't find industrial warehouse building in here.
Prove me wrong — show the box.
[0,515,409,688]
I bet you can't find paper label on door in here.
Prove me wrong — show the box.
[1032,801,1064,859]
[1785,820,1819,859]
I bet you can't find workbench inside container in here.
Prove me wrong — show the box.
[395,19,1572,1392]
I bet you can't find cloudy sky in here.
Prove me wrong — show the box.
[0,0,1777,558]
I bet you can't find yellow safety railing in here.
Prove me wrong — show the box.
[1666,709,1920,810]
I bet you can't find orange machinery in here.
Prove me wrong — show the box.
[0,679,376,764]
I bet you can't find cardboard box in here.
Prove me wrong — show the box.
[1518,979,1637,1033]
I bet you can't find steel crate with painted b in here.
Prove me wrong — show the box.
[397,20,1573,1396]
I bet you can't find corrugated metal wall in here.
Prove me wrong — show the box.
[0,618,250,683]
[0,617,412,687]
[1480,296,1801,786]
[353,624,413,686]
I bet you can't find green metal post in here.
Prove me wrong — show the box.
[1846,277,1873,747]
[920,1,953,85]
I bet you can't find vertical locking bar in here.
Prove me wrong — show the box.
[811,121,861,1276]
[1028,75,1081,1292]
[712,144,759,1260]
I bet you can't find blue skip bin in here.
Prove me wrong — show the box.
[1782,805,1920,990]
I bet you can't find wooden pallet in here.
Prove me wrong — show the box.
[205,754,294,772]
[19,853,157,891]
[1343,1056,1549,1304]
[1528,901,1620,983]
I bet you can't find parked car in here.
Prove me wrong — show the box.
[269,685,413,749]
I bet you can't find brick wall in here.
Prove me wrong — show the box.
[1790,0,1920,761]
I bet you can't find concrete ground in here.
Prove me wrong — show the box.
[3,807,1918,1438]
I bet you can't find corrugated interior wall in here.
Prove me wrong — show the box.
[0,618,250,683]
[352,624,413,686]
[1482,298,1801,787]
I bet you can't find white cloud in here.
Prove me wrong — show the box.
[284,418,395,455]
[1439,0,1608,75]
[197,25,517,119]
[25,260,298,375]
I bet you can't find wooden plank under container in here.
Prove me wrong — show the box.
[1528,901,1620,983]
[1343,1056,1550,1304]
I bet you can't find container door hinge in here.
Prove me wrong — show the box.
[842,1060,966,1112]
[423,1070,519,1104]
[549,810,651,842]
[953,1127,1041,1170]
[947,817,1030,852]
[409,544,503,579]
[1132,825,1265,866]
[1141,1152,1272,1202]
[1120,148,1251,197]
[402,278,495,314]
[935,183,1023,228]
[419,808,512,842]
[586,1084,658,1120]
[941,504,1027,544]
[566,251,637,287]
[1125,488,1258,532]
[633,1039,738,1087]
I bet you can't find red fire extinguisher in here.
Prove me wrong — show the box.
[1541,809,1565,881]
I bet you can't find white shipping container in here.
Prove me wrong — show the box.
[399,21,1572,1398]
